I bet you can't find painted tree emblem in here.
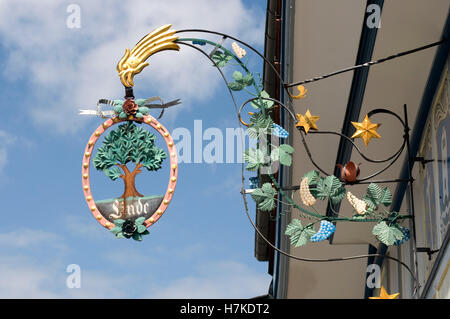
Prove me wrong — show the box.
[93,122,167,216]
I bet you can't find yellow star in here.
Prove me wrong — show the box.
[296,110,319,134]
[369,286,400,299]
[351,114,381,146]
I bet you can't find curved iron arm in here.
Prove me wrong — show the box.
[285,38,447,88]
[174,36,419,296]
[239,96,408,182]
[175,29,293,98]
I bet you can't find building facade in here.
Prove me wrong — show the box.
[256,0,450,299]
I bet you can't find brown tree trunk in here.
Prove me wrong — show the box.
[116,163,144,219]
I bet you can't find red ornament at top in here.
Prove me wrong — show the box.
[122,99,139,116]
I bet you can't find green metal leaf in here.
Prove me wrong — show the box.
[372,221,404,246]
[115,232,125,239]
[251,183,277,212]
[247,112,273,139]
[279,151,292,166]
[211,50,233,67]
[113,219,125,226]
[233,71,243,81]
[114,105,123,113]
[138,106,149,115]
[137,225,146,234]
[243,73,254,86]
[316,175,345,204]
[302,170,319,185]
[250,90,274,109]
[285,219,316,247]
[244,148,266,171]
[364,183,382,209]
[132,232,143,241]
[250,188,265,203]
[110,226,122,234]
[279,144,294,154]
[228,81,244,91]
[246,126,259,139]
[274,144,294,167]
[363,183,392,210]
[379,187,392,207]
[135,99,146,106]
[330,186,346,205]
[135,217,145,225]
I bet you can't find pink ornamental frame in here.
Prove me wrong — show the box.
[81,115,178,230]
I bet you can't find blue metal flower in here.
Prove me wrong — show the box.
[310,220,336,242]
[272,123,289,138]
[192,40,206,46]
[249,176,260,189]
[393,227,410,246]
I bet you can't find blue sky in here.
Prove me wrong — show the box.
[0,0,272,298]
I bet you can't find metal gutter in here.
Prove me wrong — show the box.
[255,0,284,298]
[255,0,280,266]
[273,0,295,299]
[373,10,450,298]
[327,0,384,244]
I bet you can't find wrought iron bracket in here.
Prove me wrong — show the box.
[412,157,434,168]
[416,247,440,260]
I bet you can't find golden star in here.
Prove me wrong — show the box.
[369,286,400,299]
[296,110,319,134]
[351,114,381,146]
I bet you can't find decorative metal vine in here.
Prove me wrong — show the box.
[82,24,447,296]
[174,32,414,246]
[172,28,446,297]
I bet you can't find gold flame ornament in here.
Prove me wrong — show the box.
[351,114,381,146]
[289,85,308,99]
[296,110,319,134]
[369,286,400,299]
[117,24,180,87]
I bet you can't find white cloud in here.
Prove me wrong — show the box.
[103,248,159,267]
[0,226,270,298]
[0,228,69,257]
[0,148,7,173]
[148,261,271,298]
[0,255,130,298]
[63,213,113,239]
[0,256,60,298]
[0,130,35,175]
[0,228,61,247]
[0,0,265,133]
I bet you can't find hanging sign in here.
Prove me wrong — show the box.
[81,24,180,240]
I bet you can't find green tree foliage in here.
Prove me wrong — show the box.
[93,122,167,180]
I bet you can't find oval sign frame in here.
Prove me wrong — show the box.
[82,115,178,230]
